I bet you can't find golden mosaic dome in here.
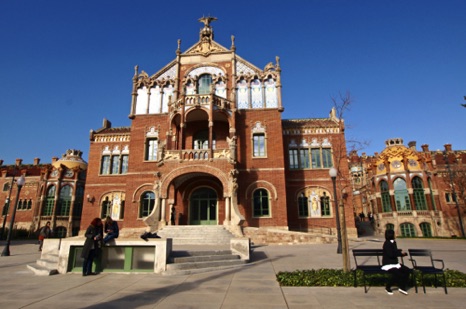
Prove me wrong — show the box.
[52,149,88,170]
[374,138,422,175]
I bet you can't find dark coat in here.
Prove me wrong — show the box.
[105,221,119,236]
[81,224,102,259]
[382,240,400,265]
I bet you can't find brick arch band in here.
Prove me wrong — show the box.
[159,165,230,199]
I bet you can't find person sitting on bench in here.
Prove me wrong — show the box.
[382,229,411,295]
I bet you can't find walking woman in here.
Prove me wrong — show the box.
[81,217,103,276]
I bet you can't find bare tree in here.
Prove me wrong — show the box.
[443,152,466,237]
[328,91,369,272]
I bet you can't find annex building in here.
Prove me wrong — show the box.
[81,17,356,240]
[349,139,466,238]
[0,150,87,238]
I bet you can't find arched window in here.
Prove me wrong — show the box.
[100,193,125,220]
[140,191,155,218]
[264,77,277,108]
[420,222,432,237]
[58,185,73,216]
[197,74,212,94]
[215,80,226,98]
[380,180,392,212]
[394,178,411,211]
[400,223,416,237]
[185,80,195,95]
[298,193,308,217]
[101,196,112,218]
[253,189,270,217]
[237,79,249,109]
[3,182,10,192]
[412,177,427,210]
[251,78,262,108]
[43,186,55,216]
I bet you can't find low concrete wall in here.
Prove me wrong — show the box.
[230,238,250,261]
[52,237,172,274]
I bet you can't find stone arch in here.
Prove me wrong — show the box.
[160,165,230,199]
[132,183,155,203]
[244,180,278,201]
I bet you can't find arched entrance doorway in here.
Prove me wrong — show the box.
[190,187,217,225]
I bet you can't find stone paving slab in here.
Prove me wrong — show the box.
[0,238,465,308]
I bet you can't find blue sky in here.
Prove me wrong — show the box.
[1,0,465,164]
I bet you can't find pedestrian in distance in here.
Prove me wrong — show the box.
[81,217,103,276]
[382,229,412,295]
[170,205,176,225]
[38,221,52,251]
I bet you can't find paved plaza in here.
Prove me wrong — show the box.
[1,237,465,308]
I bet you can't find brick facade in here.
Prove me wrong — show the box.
[80,17,357,237]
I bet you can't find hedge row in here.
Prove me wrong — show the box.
[276,269,466,287]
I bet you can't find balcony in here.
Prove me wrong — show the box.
[172,94,233,112]
[164,148,232,162]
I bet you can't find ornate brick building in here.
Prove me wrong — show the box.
[0,150,87,238]
[349,138,466,237]
[81,17,356,238]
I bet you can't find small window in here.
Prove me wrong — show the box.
[145,138,158,161]
[253,133,266,157]
[111,156,120,174]
[445,192,457,203]
[310,148,333,169]
[100,155,111,175]
[311,149,321,168]
[3,182,10,192]
[121,155,129,174]
[253,189,270,217]
[322,148,332,168]
[289,149,299,169]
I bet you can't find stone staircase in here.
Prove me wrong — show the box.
[158,225,248,275]
[164,249,247,275]
[157,225,235,245]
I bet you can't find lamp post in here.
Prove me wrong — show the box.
[1,175,26,257]
[329,167,342,254]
